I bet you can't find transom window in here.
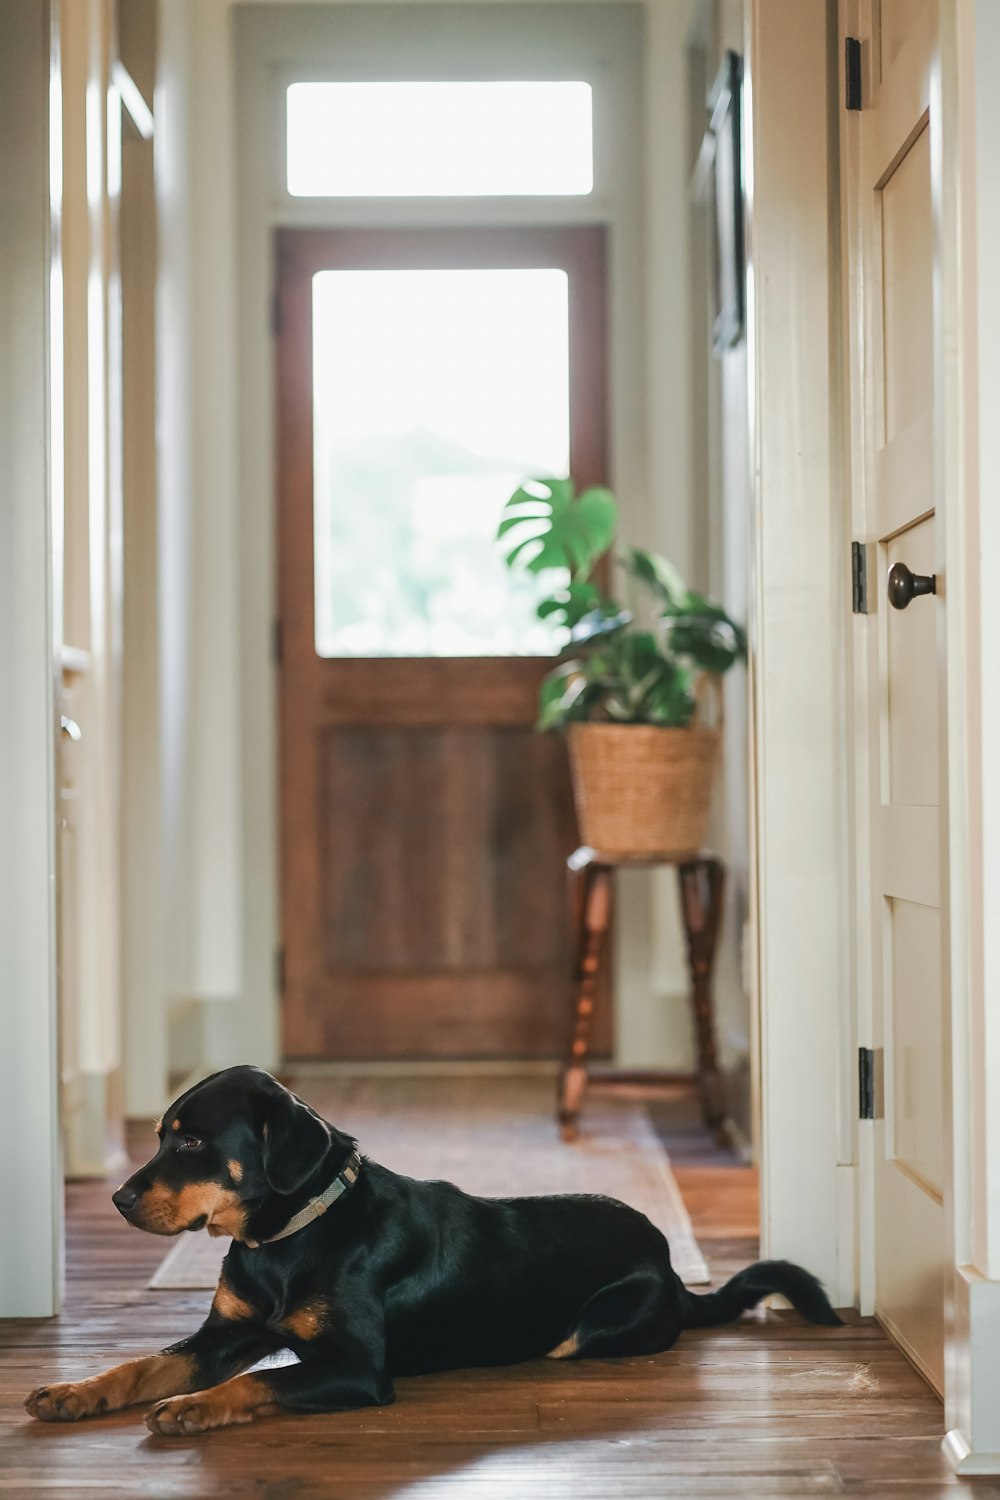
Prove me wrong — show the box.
[286,81,594,198]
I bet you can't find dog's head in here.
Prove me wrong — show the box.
[112,1066,340,1239]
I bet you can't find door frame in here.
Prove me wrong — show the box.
[746,0,853,1308]
[749,0,1000,1471]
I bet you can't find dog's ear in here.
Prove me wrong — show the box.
[257,1086,332,1196]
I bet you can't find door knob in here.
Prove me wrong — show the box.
[887,562,936,610]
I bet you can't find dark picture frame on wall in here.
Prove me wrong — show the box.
[707,50,745,354]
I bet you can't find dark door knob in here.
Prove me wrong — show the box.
[887,562,936,610]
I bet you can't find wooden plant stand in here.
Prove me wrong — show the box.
[557,846,727,1142]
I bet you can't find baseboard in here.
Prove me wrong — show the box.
[943,1428,1000,1476]
[586,1067,697,1087]
[282,1058,563,1079]
[64,1065,128,1179]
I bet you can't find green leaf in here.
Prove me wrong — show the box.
[536,580,601,630]
[570,606,632,647]
[622,630,663,679]
[498,478,618,582]
[537,661,597,731]
[641,665,697,727]
[662,592,747,674]
[623,546,687,606]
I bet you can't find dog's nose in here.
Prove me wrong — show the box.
[112,1185,139,1217]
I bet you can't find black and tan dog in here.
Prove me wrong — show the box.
[25,1066,840,1436]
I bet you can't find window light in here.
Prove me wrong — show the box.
[286,81,594,197]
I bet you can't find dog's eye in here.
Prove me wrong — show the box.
[176,1135,203,1152]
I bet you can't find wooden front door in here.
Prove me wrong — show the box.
[275,227,608,1061]
[843,0,946,1390]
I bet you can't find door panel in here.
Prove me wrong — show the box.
[886,516,937,805]
[276,227,608,1061]
[850,0,945,1391]
[880,124,932,441]
[886,895,943,1195]
[318,728,574,974]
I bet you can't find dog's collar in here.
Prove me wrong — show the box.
[243,1148,362,1248]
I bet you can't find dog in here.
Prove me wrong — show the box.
[25,1065,840,1435]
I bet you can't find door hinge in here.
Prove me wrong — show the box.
[275,946,285,994]
[845,37,862,111]
[272,618,283,666]
[852,540,870,614]
[859,1046,875,1120]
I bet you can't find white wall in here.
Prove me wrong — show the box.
[148,0,252,1108]
[148,0,738,1087]
[0,0,63,1315]
[681,0,754,1130]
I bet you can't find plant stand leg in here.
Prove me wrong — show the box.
[677,857,727,1139]
[558,863,613,1143]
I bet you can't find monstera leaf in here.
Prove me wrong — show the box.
[536,580,603,632]
[498,478,617,581]
[569,605,632,647]
[622,546,687,607]
[537,661,600,731]
[499,476,746,729]
[663,593,747,675]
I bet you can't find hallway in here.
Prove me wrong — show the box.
[1,1080,981,1497]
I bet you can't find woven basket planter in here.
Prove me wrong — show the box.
[567,721,720,858]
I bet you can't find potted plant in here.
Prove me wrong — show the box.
[497,478,746,857]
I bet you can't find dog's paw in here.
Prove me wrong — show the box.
[145,1393,252,1437]
[24,1383,106,1423]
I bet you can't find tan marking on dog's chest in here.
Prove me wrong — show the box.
[227,1158,244,1183]
[212,1277,256,1322]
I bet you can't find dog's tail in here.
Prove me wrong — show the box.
[679,1259,842,1329]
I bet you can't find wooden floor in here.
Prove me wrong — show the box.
[1,1079,994,1498]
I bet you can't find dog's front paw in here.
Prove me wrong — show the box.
[145,1393,252,1437]
[25,1383,106,1423]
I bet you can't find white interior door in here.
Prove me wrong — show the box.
[845,0,946,1392]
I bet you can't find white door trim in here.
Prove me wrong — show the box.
[0,0,62,1318]
[745,0,855,1306]
[940,0,1000,1472]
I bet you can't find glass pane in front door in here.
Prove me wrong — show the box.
[311,266,570,658]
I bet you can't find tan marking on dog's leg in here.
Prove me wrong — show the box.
[25,1352,196,1423]
[545,1332,580,1359]
[277,1298,327,1342]
[146,1373,278,1436]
